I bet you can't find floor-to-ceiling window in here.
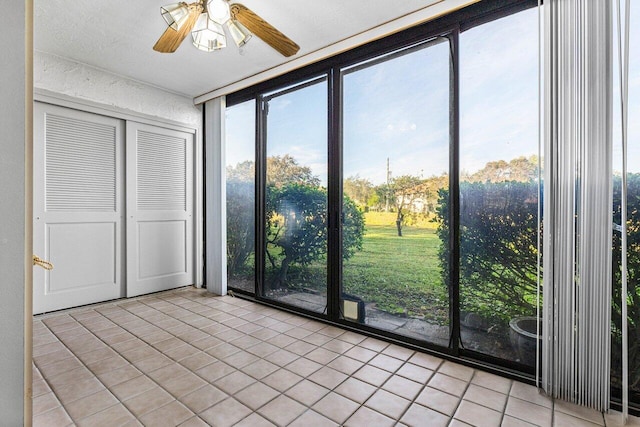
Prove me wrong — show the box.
[612,1,640,408]
[341,37,451,347]
[224,0,541,381]
[261,78,329,314]
[458,7,539,367]
[226,100,256,293]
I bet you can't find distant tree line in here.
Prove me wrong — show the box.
[343,156,538,237]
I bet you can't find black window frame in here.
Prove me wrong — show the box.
[223,0,539,385]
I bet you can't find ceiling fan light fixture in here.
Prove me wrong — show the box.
[191,13,227,52]
[153,2,299,56]
[227,19,252,48]
[160,2,191,30]
[206,0,231,25]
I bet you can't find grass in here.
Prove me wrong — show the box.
[243,211,533,325]
[342,212,448,322]
[254,211,449,322]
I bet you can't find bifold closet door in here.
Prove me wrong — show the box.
[33,103,125,314]
[126,122,194,297]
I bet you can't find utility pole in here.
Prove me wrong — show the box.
[385,157,391,212]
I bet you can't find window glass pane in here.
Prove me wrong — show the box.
[263,78,328,313]
[459,8,539,365]
[226,100,256,293]
[341,38,451,346]
[611,3,640,405]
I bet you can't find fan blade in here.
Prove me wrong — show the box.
[230,3,299,57]
[153,3,203,53]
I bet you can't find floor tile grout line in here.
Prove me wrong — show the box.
[105,295,250,423]
[503,383,556,427]
[75,292,268,424]
[54,299,356,424]
[445,364,476,426]
[111,294,271,419]
[113,291,353,424]
[224,317,402,425]
[497,373,513,426]
[296,346,408,425]
[388,356,446,426]
[52,296,230,424]
[35,287,616,427]
[56,309,164,422]
[30,361,70,423]
[38,290,462,426]
[35,316,127,425]
[174,292,350,425]
[44,291,445,426]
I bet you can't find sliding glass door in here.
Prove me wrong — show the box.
[340,38,452,347]
[260,78,329,314]
[458,8,539,367]
[226,100,256,293]
[224,0,542,376]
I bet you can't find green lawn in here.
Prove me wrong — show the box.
[342,212,448,322]
[257,211,449,322]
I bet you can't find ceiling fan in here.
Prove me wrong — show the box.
[153,0,300,57]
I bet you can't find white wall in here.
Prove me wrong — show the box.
[0,2,31,424]
[34,51,201,127]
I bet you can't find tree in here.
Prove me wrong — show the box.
[226,180,254,278]
[226,160,254,182]
[226,155,321,280]
[465,156,539,183]
[389,175,428,237]
[267,154,320,187]
[422,174,449,215]
[261,155,365,290]
[265,183,364,289]
[343,175,374,209]
[226,155,320,188]
[226,162,256,281]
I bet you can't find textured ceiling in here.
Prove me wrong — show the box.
[34,0,444,98]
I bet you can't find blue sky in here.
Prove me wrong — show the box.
[226,6,640,183]
[342,39,450,184]
[265,80,328,179]
[459,8,538,175]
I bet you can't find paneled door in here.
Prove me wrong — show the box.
[126,122,194,297]
[33,103,125,314]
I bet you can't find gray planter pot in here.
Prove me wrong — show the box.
[509,316,540,366]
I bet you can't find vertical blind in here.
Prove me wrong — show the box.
[542,0,613,411]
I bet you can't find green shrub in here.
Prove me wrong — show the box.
[436,181,540,324]
[265,183,365,290]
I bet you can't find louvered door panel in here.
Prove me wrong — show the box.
[33,103,124,314]
[136,131,186,211]
[45,114,116,212]
[126,123,194,297]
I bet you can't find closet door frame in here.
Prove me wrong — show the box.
[34,92,203,310]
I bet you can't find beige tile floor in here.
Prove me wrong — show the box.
[32,287,639,427]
